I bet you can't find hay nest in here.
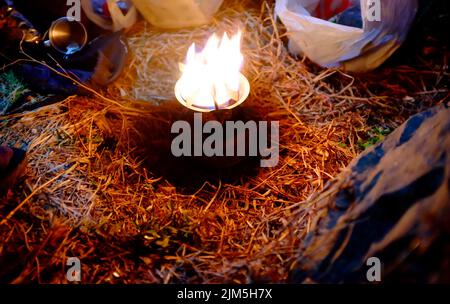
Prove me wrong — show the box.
[0,0,448,283]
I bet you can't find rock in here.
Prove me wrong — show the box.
[290,104,450,283]
[0,146,27,196]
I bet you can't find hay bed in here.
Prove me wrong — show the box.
[0,0,448,283]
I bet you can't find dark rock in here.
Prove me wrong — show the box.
[290,104,450,283]
[0,146,27,196]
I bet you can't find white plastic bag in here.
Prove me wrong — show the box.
[81,0,138,31]
[275,0,418,72]
[131,0,224,29]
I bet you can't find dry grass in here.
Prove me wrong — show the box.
[0,0,448,283]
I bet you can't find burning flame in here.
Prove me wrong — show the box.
[177,30,244,110]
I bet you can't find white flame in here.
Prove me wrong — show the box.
[177,31,244,109]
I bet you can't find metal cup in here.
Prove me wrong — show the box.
[47,17,88,55]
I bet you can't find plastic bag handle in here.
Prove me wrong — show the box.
[106,0,138,31]
[81,0,137,31]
